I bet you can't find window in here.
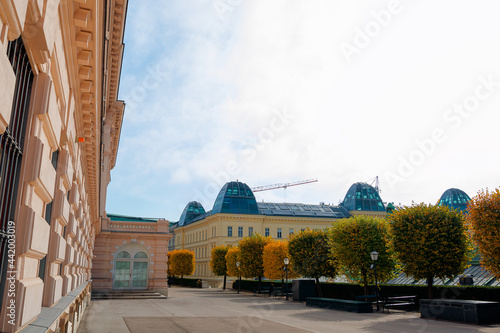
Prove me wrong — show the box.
[45,202,53,225]
[277,228,282,238]
[248,227,253,236]
[227,226,233,237]
[289,228,294,235]
[39,256,46,281]
[51,150,59,170]
[238,227,243,237]
[265,228,270,237]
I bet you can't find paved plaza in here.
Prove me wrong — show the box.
[78,288,500,333]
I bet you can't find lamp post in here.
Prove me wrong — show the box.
[370,251,379,311]
[284,257,290,300]
[236,261,241,294]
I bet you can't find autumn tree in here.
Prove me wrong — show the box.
[225,246,240,278]
[389,203,470,298]
[466,187,500,278]
[288,229,336,285]
[168,249,195,286]
[329,215,396,296]
[238,234,273,284]
[263,240,298,281]
[210,245,230,290]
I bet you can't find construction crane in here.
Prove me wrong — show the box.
[366,176,380,193]
[251,179,318,192]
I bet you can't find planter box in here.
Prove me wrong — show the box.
[420,299,500,324]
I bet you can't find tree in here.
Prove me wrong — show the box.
[225,246,240,278]
[168,249,195,286]
[466,187,500,278]
[263,240,298,281]
[329,215,396,296]
[389,203,470,298]
[238,234,273,284]
[288,229,336,285]
[210,245,230,290]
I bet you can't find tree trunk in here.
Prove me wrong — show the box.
[181,275,184,287]
[427,275,433,299]
[315,277,323,297]
[223,274,227,290]
[258,276,262,289]
[362,269,368,299]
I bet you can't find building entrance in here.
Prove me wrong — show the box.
[113,244,149,289]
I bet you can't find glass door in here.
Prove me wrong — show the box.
[114,261,131,288]
[131,261,148,288]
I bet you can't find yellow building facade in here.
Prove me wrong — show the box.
[172,181,387,287]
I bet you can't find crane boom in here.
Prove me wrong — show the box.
[251,179,318,192]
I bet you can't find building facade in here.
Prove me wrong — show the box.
[172,181,387,287]
[91,214,172,295]
[0,0,128,331]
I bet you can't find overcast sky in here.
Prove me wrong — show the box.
[106,0,500,221]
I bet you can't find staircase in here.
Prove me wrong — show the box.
[91,289,167,300]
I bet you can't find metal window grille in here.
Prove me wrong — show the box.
[0,37,34,309]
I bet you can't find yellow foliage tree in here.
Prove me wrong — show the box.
[239,234,273,283]
[466,187,500,278]
[168,249,195,286]
[263,240,298,280]
[226,246,240,277]
[210,245,230,289]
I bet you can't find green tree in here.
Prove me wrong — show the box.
[225,246,240,278]
[389,203,470,298]
[210,245,230,290]
[329,215,396,296]
[168,249,195,286]
[466,187,500,278]
[238,234,273,285]
[288,229,336,285]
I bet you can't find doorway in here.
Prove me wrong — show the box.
[113,244,149,289]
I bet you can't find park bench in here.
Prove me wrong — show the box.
[272,287,293,299]
[420,299,500,324]
[382,295,418,313]
[306,297,373,313]
[253,286,271,297]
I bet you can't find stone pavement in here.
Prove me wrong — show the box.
[78,287,500,333]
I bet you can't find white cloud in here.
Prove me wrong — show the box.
[107,0,500,220]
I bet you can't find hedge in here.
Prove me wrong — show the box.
[231,280,500,301]
[171,277,202,288]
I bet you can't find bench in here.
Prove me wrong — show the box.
[420,299,500,324]
[253,287,271,297]
[272,288,293,299]
[355,294,378,302]
[306,297,373,313]
[382,295,418,313]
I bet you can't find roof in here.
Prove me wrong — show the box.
[341,182,386,212]
[178,201,207,226]
[438,188,471,212]
[258,202,350,218]
[107,213,158,223]
[386,265,500,287]
[212,181,259,215]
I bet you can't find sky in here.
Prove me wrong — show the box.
[106,0,500,221]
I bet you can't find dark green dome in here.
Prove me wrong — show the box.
[212,181,259,215]
[438,188,471,213]
[341,182,385,211]
[179,201,206,226]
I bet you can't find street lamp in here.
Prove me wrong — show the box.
[370,251,379,311]
[284,257,290,300]
[236,261,241,294]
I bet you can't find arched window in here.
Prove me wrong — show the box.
[134,251,148,259]
[116,251,131,259]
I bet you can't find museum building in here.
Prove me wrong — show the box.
[0,0,130,331]
[170,181,387,287]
